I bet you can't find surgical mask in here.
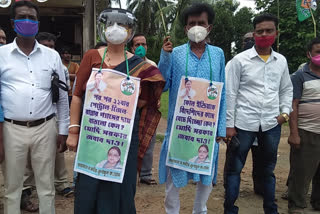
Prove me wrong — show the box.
[14,19,39,37]
[254,35,276,48]
[135,45,146,58]
[309,52,320,66]
[105,23,128,45]
[187,26,209,43]
[0,44,3,47]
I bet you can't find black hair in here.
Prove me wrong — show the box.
[94,42,107,49]
[253,14,278,29]
[182,3,215,25]
[185,79,192,85]
[36,32,56,43]
[130,33,146,49]
[10,1,40,19]
[199,144,209,153]
[132,33,145,41]
[60,46,71,55]
[108,146,121,158]
[307,37,320,52]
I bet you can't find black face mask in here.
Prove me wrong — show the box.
[243,39,255,51]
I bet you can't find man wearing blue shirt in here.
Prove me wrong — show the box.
[158,3,226,214]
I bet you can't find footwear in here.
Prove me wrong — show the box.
[58,187,74,197]
[20,190,39,212]
[140,178,157,185]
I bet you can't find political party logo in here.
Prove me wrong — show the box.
[207,85,218,100]
[120,78,136,96]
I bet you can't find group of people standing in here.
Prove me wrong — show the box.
[0,1,319,214]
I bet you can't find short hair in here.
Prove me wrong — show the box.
[199,144,209,153]
[108,146,121,157]
[307,37,320,52]
[60,46,71,55]
[36,32,56,43]
[132,33,145,41]
[182,3,215,25]
[253,14,278,29]
[130,33,146,48]
[10,1,40,20]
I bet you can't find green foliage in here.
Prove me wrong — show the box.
[254,0,319,72]
[124,0,254,63]
[159,91,169,119]
[233,7,255,54]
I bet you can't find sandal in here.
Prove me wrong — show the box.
[140,178,157,185]
[20,192,39,212]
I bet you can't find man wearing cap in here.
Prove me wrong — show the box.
[0,1,69,214]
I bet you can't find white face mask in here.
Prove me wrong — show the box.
[105,23,128,45]
[187,26,209,43]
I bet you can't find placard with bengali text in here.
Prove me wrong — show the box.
[166,76,223,175]
[74,68,140,183]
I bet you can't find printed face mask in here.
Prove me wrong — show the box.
[135,45,146,58]
[105,23,128,45]
[310,52,320,66]
[187,26,209,43]
[254,35,276,48]
[14,19,39,37]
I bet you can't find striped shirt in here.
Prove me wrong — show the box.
[291,63,320,134]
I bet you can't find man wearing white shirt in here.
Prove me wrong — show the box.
[0,1,69,214]
[224,14,293,214]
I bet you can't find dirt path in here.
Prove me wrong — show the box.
[0,125,318,214]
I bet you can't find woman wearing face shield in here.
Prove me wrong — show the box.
[66,8,165,214]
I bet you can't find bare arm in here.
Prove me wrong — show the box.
[66,95,83,151]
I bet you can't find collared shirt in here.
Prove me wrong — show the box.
[0,39,69,135]
[158,43,226,188]
[291,63,320,134]
[226,46,293,132]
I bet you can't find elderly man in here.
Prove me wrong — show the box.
[158,3,226,213]
[0,1,69,214]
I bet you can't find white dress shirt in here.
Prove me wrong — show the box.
[226,46,293,132]
[0,39,69,135]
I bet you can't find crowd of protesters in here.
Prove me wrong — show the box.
[0,1,319,214]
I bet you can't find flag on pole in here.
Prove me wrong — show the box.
[297,0,317,22]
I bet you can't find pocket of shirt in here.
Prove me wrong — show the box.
[38,69,52,90]
[266,72,280,91]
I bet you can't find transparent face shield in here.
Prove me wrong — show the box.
[97,9,137,44]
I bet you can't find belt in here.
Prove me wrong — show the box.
[4,113,55,127]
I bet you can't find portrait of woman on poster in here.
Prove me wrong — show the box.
[86,72,107,94]
[96,146,123,170]
[189,145,210,164]
[179,79,196,100]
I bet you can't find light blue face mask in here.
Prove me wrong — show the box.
[135,45,146,58]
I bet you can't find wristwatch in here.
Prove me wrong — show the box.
[281,113,290,122]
